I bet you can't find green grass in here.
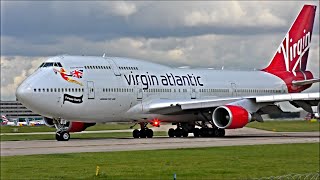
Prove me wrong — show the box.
[1,143,319,179]
[247,120,320,132]
[0,123,133,133]
[0,131,167,141]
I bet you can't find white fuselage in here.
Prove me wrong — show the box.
[16,55,287,123]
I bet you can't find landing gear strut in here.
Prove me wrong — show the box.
[132,122,154,138]
[53,119,70,141]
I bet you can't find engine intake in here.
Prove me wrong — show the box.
[212,105,251,129]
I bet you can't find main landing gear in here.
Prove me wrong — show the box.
[132,122,154,138]
[168,122,225,138]
[53,119,70,141]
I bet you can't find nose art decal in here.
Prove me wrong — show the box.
[54,68,83,86]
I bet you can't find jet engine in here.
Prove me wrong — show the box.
[43,117,95,132]
[212,105,251,129]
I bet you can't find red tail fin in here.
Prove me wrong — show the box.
[263,5,316,73]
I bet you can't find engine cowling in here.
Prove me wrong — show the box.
[66,122,96,132]
[212,105,251,129]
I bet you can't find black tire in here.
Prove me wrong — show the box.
[217,129,225,137]
[207,129,215,137]
[133,129,140,138]
[55,131,63,141]
[168,128,175,137]
[200,128,208,137]
[146,129,154,138]
[182,130,189,137]
[61,131,70,141]
[139,129,146,138]
[193,128,200,137]
[214,129,220,137]
[175,129,182,137]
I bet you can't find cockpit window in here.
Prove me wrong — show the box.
[43,62,54,67]
[40,62,63,68]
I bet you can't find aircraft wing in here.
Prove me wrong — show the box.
[141,92,320,115]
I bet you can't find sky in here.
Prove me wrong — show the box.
[1,1,319,101]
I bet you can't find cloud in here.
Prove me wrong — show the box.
[1,56,43,100]
[1,1,318,47]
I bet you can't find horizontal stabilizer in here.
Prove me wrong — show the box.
[292,78,320,86]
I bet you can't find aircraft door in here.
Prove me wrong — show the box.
[87,81,95,99]
[108,58,121,76]
[231,83,237,96]
[137,88,143,100]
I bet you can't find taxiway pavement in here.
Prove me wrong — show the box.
[1,128,319,156]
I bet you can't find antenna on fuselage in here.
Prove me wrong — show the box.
[102,53,106,58]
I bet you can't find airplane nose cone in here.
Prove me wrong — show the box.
[16,81,32,105]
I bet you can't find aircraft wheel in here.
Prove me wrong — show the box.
[217,129,225,137]
[182,130,189,137]
[193,128,200,137]
[213,129,220,137]
[61,131,70,141]
[175,129,182,137]
[55,131,62,141]
[146,129,153,138]
[133,129,140,138]
[200,128,208,137]
[168,128,175,137]
[139,129,146,138]
[56,131,70,141]
[208,129,215,137]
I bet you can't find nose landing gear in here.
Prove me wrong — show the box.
[53,118,70,141]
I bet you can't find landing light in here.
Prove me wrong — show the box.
[151,119,160,127]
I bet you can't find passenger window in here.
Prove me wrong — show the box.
[58,88,60,92]
[54,88,57,92]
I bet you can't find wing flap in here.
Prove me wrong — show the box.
[255,92,319,103]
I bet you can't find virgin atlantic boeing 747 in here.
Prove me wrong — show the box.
[16,5,319,141]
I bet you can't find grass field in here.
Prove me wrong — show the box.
[247,120,320,132]
[0,123,133,133]
[1,143,319,179]
[0,131,167,141]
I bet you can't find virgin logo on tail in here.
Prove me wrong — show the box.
[263,5,316,75]
[278,30,311,74]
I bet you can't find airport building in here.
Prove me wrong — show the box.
[0,100,43,121]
